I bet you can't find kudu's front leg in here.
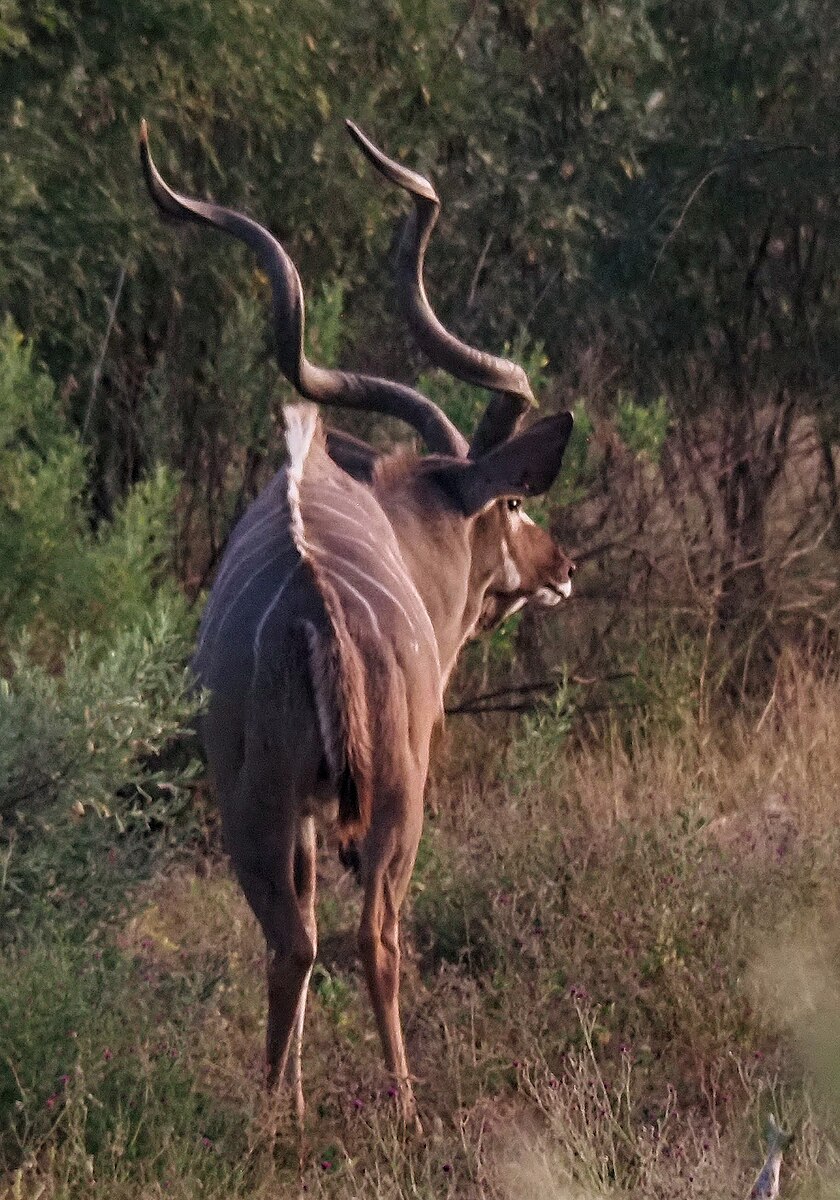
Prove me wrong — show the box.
[358,797,423,1130]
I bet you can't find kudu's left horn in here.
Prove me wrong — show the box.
[139,120,467,458]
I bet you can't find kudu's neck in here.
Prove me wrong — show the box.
[374,479,483,686]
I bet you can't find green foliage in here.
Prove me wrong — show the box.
[611,627,706,738]
[0,597,197,821]
[305,281,348,372]
[0,324,183,660]
[416,369,484,439]
[614,391,669,462]
[0,932,250,1185]
[0,321,87,649]
[311,963,354,1031]
[483,607,524,665]
[201,293,277,455]
[505,677,577,791]
[0,597,201,931]
[412,826,499,974]
[89,466,182,627]
[552,399,596,505]
[551,392,667,511]
[0,323,201,935]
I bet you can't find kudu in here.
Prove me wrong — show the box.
[140,119,576,1125]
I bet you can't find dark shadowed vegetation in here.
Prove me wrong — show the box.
[1,0,839,1195]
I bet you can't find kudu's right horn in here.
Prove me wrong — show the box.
[346,120,535,457]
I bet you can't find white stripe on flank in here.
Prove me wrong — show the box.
[209,508,280,593]
[204,545,297,656]
[250,558,303,686]
[324,527,419,597]
[325,550,418,634]
[324,531,440,664]
[320,566,382,640]
[197,520,291,655]
[305,499,403,564]
[304,499,439,656]
[227,500,275,551]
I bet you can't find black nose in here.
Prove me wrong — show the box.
[568,562,577,577]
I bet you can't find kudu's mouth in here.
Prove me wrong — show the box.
[534,577,573,607]
[476,573,573,635]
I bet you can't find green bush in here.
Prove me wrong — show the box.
[0,324,201,933]
[0,323,183,661]
[0,596,201,933]
[0,320,87,652]
[0,597,197,821]
[614,391,669,463]
[504,679,577,792]
[0,931,250,1185]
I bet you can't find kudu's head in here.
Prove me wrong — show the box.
[139,120,575,652]
[343,122,575,641]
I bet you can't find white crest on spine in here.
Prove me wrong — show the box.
[284,403,319,554]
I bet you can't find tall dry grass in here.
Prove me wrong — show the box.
[4,654,840,1197]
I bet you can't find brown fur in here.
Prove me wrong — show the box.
[302,554,374,844]
[283,409,375,844]
[371,444,422,489]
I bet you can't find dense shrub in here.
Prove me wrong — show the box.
[0,596,199,826]
[0,322,184,660]
[0,931,251,1184]
[0,326,201,934]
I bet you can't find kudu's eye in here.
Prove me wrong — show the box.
[506,498,522,513]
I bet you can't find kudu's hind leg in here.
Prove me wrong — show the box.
[237,865,314,1095]
[225,768,316,1101]
[263,839,317,1095]
[283,815,317,1121]
[358,798,423,1129]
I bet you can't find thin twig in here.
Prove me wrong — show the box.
[83,261,128,439]
[444,0,482,59]
[446,672,639,715]
[650,141,819,282]
[650,167,722,281]
[466,232,494,311]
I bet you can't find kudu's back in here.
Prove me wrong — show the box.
[194,406,441,846]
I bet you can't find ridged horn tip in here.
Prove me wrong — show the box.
[345,119,439,205]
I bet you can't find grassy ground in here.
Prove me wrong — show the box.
[3,656,840,1198]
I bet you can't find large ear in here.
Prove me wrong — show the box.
[325,427,379,483]
[431,412,574,517]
